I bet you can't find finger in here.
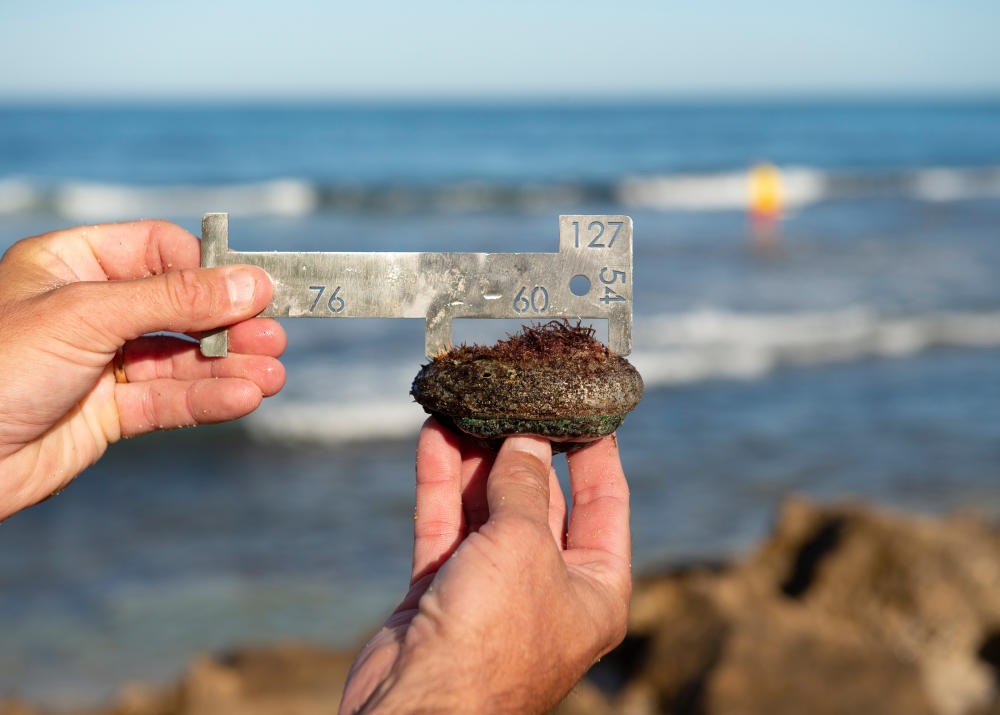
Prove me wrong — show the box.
[486,436,552,525]
[226,318,287,357]
[115,377,266,436]
[564,435,630,564]
[117,335,285,397]
[412,418,465,583]
[548,466,568,548]
[458,439,495,534]
[21,220,202,283]
[82,220,201,279]
[51,264,273,351]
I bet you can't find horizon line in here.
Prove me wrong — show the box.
[2,89,1000,108]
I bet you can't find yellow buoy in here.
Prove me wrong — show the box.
[749,162,782,219]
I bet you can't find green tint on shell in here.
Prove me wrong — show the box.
[410,321,643,450]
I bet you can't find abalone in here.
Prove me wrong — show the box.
[410,321,643,450]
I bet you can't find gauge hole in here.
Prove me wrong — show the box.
[569,274,591,297]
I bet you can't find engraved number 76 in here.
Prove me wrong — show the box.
[308,285,346,313]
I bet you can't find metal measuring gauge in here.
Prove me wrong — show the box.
[198,212,633,358]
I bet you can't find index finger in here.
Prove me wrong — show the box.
[27,220,202,283]
[565,435,630,563]
[412,419,465,582]
[412,419,496,582]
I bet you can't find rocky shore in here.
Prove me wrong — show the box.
[4,497,999,715]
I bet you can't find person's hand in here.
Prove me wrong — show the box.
[341,419,631,714]
[0,220,286,520]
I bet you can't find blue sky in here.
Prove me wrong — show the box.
[2,0,998,100]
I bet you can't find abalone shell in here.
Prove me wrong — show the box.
[410,321,643,450]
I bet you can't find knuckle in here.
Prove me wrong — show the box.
[1,237,31,262]
[1,235,48,272]
[414,515,458,541]
[162,268,212,318]
[505,458,549,492]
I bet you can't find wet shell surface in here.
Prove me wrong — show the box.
[410,321,643,450]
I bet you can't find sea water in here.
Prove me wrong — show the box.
[1,101,999,704]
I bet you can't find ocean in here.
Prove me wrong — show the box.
[1,100,999,705]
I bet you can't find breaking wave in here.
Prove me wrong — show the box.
[3,164,1000,220]
[243,307,1000,446]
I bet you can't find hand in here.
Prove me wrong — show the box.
[340,420,631,714]
[0,220,286,520]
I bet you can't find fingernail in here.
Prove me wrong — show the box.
[505,435,552,463]
[226,268,258,310]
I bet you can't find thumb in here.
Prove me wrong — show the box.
[56,265,273,346]
[487,436,553,525]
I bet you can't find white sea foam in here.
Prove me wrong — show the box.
[3,164,1000,222]
[244,308,1000,445]
[246,399,426,445]
[616,167,827,211]
[54,178,318,221]
[911,167,1000,202]
[0,177,37,215]
[631,308,1000,389]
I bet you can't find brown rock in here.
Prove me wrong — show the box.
[0,700,40,715]
[581,496,1000,715]
[104,642,353,715]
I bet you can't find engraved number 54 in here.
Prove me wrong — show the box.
[598,268,626,304]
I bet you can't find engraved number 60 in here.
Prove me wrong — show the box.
[513,285,549,313]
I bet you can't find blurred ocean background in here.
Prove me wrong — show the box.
[1,100,1000,704]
